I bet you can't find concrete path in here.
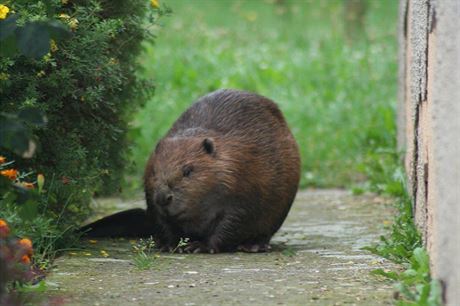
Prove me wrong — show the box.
[45,190,398,305]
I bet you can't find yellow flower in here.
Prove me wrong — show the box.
[0,5,9,20]
[37,70,46,77]
[37,173,45,192]
[0,73,9,81]
[0,156,6,164]
[59,13,78,30]
[59,13,70,19]
[68,18,78,30]
[1,169,18,180]
[150,0,159,9]
[50,39,58,52]
[43,52,52,62]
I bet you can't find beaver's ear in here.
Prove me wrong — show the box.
[202,138,214,155]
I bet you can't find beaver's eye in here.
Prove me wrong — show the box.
[182,165,194,177]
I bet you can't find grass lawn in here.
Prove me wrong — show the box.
[130,0,398,188]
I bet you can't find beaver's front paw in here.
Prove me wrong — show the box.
[184,241,219,254]
[237,243,271,253]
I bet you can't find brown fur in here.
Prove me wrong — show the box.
[143,89,300,253]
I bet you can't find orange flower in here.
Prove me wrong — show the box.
[21,255,31,265]
[21,182,35,189]
[0,219,10,238]
[0,156,6,164]
[1,169,18,180]
[18,238,33,256]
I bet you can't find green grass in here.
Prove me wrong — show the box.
[360,155,443,305]
[372,247,443,306]
[129,0,398,188]
[365,191,443,305]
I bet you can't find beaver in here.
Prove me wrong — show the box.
[81,89,300,253]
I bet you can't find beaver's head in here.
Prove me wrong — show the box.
[144,136,234,223]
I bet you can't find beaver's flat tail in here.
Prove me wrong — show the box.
[79,208,155,238]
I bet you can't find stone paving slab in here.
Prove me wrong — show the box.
[45,190,398,305]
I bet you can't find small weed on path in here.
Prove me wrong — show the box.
[131,237,191,270]
[170,237,190,254]
[281,245,297,257]
[132,237,157,270]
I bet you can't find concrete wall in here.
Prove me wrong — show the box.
[398,0,459,304]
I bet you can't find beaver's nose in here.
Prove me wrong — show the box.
[155,192,173,206]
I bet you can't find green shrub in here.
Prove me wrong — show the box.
[0,1,166,224]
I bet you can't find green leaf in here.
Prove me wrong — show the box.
[17,280,48,293]
[43,0,57,16]
[402,269,418,278]
[371,268,400,280]
[18,198,39,221]
[395,282,416,301]
[413,247,430,272]
[416,283,430,304]
[427,279,443,306]
[17,22,50,58]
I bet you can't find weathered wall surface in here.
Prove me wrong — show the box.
[398,0,460,304]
